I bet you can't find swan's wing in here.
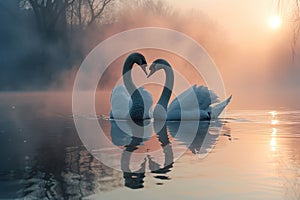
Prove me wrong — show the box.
[209,95,232,119]
[167,85,200,120]
[168,85,198,110]
[110,85,131,119]
[167,85,225,120]
[168,85,220,112]
[138,87,153,119]
[196,86,220,110]
[209,89,220,104]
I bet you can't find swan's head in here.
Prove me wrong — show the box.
[127,52,148,75]
[147,59,171,78]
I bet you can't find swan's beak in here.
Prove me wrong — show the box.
[147,69,155,78]
[141,64,148,76]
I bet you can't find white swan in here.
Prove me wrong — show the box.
[110,53,153,120]
[148,59,232,120]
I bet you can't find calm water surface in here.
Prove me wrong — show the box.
[0,92,299,200]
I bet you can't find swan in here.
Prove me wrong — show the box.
[110,53,153,120]
[147,59,232,120]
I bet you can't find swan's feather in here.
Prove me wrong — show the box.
[168,85,198,112]
[167,85,230,120]
[196,86,220,110]
[110,85,131,119]
[209,95,232,119]
[110,85,153,119]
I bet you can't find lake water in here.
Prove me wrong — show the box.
[0,92,299,200]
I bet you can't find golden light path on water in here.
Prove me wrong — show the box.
[269,111,278,151]
[1,92,300,199]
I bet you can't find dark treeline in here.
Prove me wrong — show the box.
[0,0,231,91]
[0,0,117,90]
[1,0,300,91]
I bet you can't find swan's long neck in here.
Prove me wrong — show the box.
[123,59,138,95]
[157,65,174,110]
[122,57,144,115]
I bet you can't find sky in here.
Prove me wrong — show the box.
[91,0,300,110]
[167,0,283,41]
[160,0,300,109]
[1,0,298,109]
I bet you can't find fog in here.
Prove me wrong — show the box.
[0,0,299,109]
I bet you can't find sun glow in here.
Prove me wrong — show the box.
[268,15,282,29]
[270,137,277,151]
[269,111,277,118]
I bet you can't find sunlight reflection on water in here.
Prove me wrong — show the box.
[0,92,299,199]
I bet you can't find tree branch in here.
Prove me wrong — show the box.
[95,0,112,19]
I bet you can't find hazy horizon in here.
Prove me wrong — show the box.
[1,0,299,110]
[1,1,300,199]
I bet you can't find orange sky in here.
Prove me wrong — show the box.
[167,0,288,42]
[92,0,300,109]
[162,0,300,109]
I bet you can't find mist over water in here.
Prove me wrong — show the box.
[0,91,300,199]
[0,1,300,199]
[1,0,299,108]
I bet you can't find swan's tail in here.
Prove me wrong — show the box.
[209,95,232,119]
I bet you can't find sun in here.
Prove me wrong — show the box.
[268,15,282,29]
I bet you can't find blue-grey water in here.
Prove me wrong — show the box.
[0,92,299,200]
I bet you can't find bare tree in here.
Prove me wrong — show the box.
[137,0,174,17]
[67,0,114,31]
[25,0,75,39]
[121,0,175,18]
[21,0,114,39]
[87,0,113,26]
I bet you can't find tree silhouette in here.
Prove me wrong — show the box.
[68,0,114,30]
[26,0,75,39]
[23,0,114,40]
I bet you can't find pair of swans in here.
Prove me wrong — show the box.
[110,52,232,121]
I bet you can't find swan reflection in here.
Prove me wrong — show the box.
[110,120,152,147]
[110,120,174,189]
[119,120,148,189]
[110,119,227,189]
[149,121,174,181]
[167,120,224,156]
